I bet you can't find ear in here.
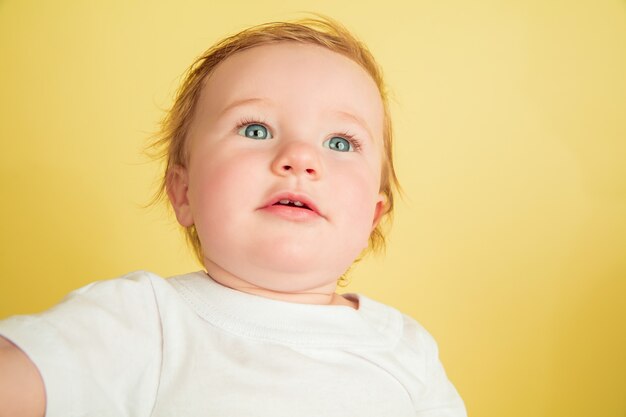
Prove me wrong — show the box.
[371,193,387,231]
[166,164,194,227]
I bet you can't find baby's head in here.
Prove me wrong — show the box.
[152,17,399,294]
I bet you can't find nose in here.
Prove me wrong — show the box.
[270,140,322,180]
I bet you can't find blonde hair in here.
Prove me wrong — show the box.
[148,17,400,266]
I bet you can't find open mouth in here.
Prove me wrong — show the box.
[272,199,313,210]
[261,192,323,219]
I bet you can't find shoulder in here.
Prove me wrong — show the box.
[47,270,193,313]
[0,270,194,359]
[354,294,438,351]
[66,269,168,298]
[399,313,441,355]
[0,270,171,345]
[352,295,466,415]
[363,296,444,370]
[0,270,186,417]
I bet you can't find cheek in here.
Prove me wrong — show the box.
[189,158,254,223]
[332,167,381,235]
[336,157,381,199]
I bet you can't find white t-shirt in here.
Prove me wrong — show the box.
[0,270,466,417]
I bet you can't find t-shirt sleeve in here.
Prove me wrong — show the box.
[401,316,468,417]
[0,271,163,417]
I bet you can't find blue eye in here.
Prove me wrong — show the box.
[238,123,272,140]
[323,136,353,152]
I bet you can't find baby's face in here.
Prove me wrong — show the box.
[172,42,385,294]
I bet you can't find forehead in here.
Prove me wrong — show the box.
[195,42,384,139]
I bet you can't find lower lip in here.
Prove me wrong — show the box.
[260,205,321,222]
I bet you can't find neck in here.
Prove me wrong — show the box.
[202,259,358,309]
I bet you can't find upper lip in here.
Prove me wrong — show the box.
[260,191,323,217]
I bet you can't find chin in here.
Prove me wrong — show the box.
[249,244,358,284]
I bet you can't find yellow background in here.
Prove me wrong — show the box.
[1,1,625,416]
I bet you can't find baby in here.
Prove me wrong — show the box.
[0,18,466,417]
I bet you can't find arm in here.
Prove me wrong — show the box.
[0,336,45,417]
[399,316,467,417]
[0,272,164,416]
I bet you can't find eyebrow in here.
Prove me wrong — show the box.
[217,97,274,118]
[330,109,375,142]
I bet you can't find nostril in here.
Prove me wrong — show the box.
[306,168,315,174]
[282,165,292,171]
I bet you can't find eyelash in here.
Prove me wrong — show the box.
[235,117,270,132]
[235,118,363,152]
[334,130,363,152]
